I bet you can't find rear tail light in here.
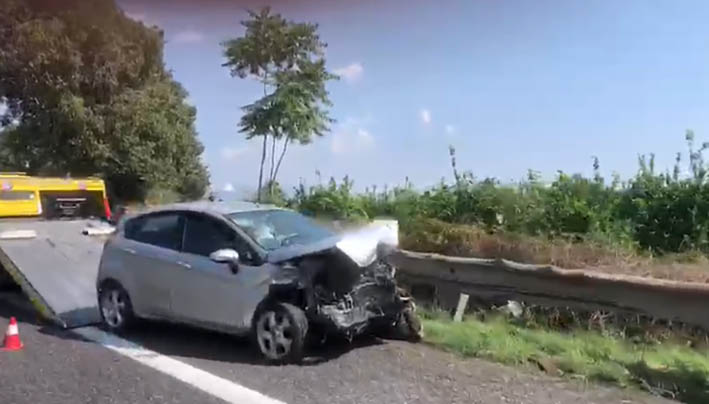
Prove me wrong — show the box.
[103,197,112,221]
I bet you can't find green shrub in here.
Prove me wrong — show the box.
[144,187,181,205]
[288,132,709,258]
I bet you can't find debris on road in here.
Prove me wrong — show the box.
[531,357,563,377]
[504,300,524,318]
[81,221,116,236]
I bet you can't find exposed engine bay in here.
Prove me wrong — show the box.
[268,229,422,342]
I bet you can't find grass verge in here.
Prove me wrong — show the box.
[421,310,709,403]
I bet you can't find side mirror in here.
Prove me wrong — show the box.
[209,249,240,273]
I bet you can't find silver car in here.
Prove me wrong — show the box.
[96,201,422,363]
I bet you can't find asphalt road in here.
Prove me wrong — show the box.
[0,293,224,404]
[0,291,674,404]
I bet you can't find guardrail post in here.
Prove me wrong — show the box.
[453,293,469,322]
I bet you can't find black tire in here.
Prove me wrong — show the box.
[392,303,424,342]
[252,302,308,364]
[98,281,135,333]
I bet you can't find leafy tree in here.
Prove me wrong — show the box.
[222,7,336,202]
[259,180,286,206]
[0,0,209,202]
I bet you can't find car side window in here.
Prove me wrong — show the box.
[232,232,258,265]
[124,213,183,251]
[182,214,238,257]
[182,213,259,264]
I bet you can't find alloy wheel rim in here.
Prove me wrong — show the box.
[101,289,126,328]
[256,310,294,360]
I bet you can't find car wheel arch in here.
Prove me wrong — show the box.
[98,278,142,316]
[251,285,307,327]
[98,277,123,292]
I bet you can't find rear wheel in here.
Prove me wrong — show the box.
[253,302,308,364]
[98,281,135,333]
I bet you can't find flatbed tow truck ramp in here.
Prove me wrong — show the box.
[0,219,111,328]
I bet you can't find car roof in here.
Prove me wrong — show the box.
[133,200,284,217]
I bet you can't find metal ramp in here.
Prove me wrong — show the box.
[0,220,109,328]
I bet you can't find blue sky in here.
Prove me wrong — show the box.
[118,0,709,196]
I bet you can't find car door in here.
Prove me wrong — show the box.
[121,211,185,318]
[170,212,271,331]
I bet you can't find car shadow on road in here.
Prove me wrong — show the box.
[39,318,385,367]
[122,320,386,366]
[1,288,386,366]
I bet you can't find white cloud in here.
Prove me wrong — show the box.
[220,146,248,161]
[356,129,374,145]
[331,125,375,155]
[173,30,206,44]
[445,124,456,134]
[420,109,431,125]
[222,182,235,192]
[333,63,364,83]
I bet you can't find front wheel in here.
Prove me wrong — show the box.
[394,302,424,342]
[98,281,135,333]
[253,302,308,364]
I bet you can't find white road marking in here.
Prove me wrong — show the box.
[0,230,37,240]
[73,327,286,404]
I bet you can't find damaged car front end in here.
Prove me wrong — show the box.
[229,211,423,362]
[272,241,421,342]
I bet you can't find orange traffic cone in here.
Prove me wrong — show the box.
[2,317,23,351]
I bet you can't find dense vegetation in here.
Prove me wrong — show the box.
[0,0,209,202]
[288,131,709,262]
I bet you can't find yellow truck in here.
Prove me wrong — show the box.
[0,172,112,220]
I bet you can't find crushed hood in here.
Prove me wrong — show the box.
[266,221,399,267]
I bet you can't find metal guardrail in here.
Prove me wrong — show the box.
[390,249,709,329]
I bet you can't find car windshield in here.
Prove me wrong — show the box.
[227,209,334,251]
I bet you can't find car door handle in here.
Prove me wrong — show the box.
[121,247,136,255]
[177,261,191,269]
